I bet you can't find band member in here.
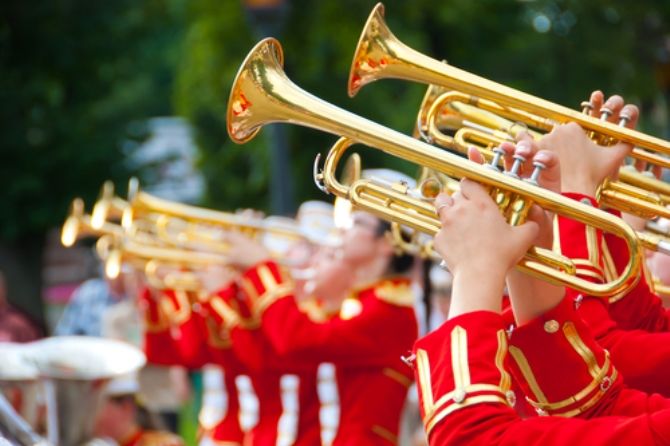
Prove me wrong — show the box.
[216,202,343,446]
[415,143,670,446]
[142,201,343,446]
[141,281,248,444]
[95,374,185,446]
[223,175,419,445]
[529,90,670,397]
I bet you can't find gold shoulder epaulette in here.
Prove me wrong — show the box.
[374,280,414,307]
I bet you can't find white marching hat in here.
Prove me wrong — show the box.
[104,372,141,396]
[296,200,340,246]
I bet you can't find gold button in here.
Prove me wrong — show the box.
[544,320,560,333]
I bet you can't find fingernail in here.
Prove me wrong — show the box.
[535,151,550,162]
[516,140,531,152]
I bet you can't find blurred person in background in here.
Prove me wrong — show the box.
[0,270,41,343]
[223,204,419,445]
[94,373,185,446]
[54,263,130,337]
[102,271,191,435]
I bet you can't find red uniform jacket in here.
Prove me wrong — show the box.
[600,210,670,331]
[240,260,418,445]
[413,297,670,445]
[140,287,246,444]
[557,193,670,396]
[215,287,325,446]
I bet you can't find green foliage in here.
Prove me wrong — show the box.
[0,0,187,240]
[3,0,670,233]
[176,0,670,216]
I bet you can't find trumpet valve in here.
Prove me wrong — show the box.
[504,154,527,179]
[526,160,547,186]
[599,107,613,121]
[507,197,533,227]
[486,146,506,172]
[580,101,594,114]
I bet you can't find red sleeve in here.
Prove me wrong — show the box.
[204,280,309,374]
[240,261,418,366]
[579,297,670,397]
[557,194,670,397]
[600,209,670,331]
[141,287,210,368]
[414,309,670,446]
[508,297,670,417]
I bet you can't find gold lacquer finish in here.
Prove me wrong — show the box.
[91,181,130,229]
[349,3,670,156]
[352,2,670,230]
[416,88,670,249]
[226,38,642,296]
[61,198,125,248]
[123,178,305,252]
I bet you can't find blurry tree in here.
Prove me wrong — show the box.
[176,0,670,216]
[0,0,187,322]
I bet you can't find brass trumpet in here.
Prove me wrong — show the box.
[348,3,670,159]
[122,178,307,253]
[227,37,641,296]
[419,86,670,223]
[91,180,131,229]
[99,233,228,288]
[61,198,125,247]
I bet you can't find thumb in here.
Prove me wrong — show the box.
[511,221,539,256]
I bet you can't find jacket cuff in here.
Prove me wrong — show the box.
[413,311,513,437]
[508,297,619,417]
[240,260,294,316]
[556,193,605,284]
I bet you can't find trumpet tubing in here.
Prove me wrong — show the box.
[91,181,130,229]
[348,3,670,156]
[61,198,125,248]
[125,179,303,245]
[417,90,670,236]
[227,37,642,296]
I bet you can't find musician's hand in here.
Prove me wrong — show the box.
[221,231,271,270]
[433,180,538,318]
[195,264,240,294]
[538,91,639,196]
[468,144,557,250]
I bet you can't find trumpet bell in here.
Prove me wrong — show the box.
[227,38,286,144]
[61,199,85,248]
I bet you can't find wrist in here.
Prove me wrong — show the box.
[449,268,506,318]
[561,176,599,197]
